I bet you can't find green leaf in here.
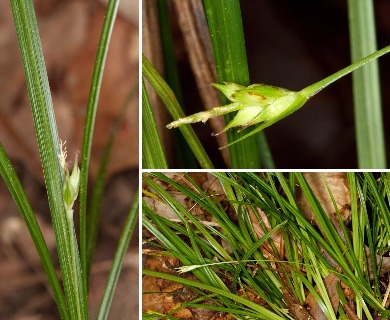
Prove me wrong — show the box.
[10,0,87,318]
[157,0,197,168]
[203,0,269,168]
[86,85,137,280]
[78,0,120,294]
[143,270,285,320]
[0,143,69,320]
[97,189,139,320]
[347,0,386,168]
[142,55,214,169]
[142,79,168,168]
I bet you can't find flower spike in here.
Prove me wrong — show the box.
[165,45,390,148]
[166,82,306,135]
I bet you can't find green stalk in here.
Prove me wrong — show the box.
[347,0,386,168]
[97,189,139,320]
[10,0,87,318]
[79,0,120,294]
[65,205,85,319]
[301,45,390,98]
[0,144,69,320]
[86,85,137,280]
[225,45,390,149]
[202,0,273,168]
[142,79,168,168]
[142,55,214,168]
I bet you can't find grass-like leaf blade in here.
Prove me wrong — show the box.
[142,55,214,169]
[0,143,69,320]
[202,0,272,168]
[97,189,139,320]
[10,0,87,318]
[142,79,168,168]
[86,85,138,279]
[347,0,386,168]
[78,0,120,294]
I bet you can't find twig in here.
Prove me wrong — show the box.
[382,273,390,308]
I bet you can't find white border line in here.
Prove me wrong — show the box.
[138,0,142,318]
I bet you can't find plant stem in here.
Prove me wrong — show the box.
[97,190,139,320]
[142,79,168,168]
[301,45,390,98]
[203,0,273,168]
[0,143,69,320]
[10,0,87,318]
[347,0,386,168]
[79,0,120,295]
[66,210,84,319]
[142,55,214,168]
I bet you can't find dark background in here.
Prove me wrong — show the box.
[242,1,390,169]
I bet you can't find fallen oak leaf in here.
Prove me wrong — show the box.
[318,216,390,280]
[297,173,390,278]
[247,206,285,259]
[297,172,351,226]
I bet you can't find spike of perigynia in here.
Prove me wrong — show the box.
[166,101,242,129]
[58,141,80,216]
[211,82,244,101]
[213,105,264,136]
[165,45,390,148]
[63,155,80,213]
[166,82,306,132]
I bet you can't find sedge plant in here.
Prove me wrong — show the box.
[142,0,389,169]
[143,172,390,319]
[0,0,138,318]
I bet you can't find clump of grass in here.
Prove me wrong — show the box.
[143,172,390,319]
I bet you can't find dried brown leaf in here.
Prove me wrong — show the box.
[248,207,284,258]
[305,273,340,320]
[282,288,314,320]
[297,172,351,226]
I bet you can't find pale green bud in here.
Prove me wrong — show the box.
[63,156,80,212]
[214,106,263,135]
[211,82,245,101]
[166,82,307,136]
[231,83,289,106]
[245,91,307,127]
[213,83,307,135]
[58,141,80,218]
